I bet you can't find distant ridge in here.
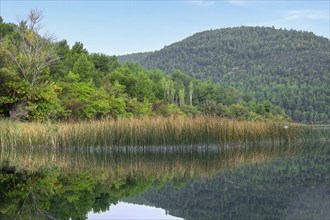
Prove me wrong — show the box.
[119,26,330,123]
[118,51,153,64]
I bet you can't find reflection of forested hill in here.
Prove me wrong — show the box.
[129,143,330,220]
[119,27,330,123]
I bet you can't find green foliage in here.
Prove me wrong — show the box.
[0,10,59,120]
[90,53,120,74]
[0,17,14,40]
[72,53,95,81]
[27,83,66,121]
[59,72,111,119]
[119,27,330,123]
[0,68,25,115]
[0,15,287,121]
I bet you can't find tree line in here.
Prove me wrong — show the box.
[0,11,286,121]
[120,26,330,123]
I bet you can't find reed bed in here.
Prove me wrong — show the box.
[0,117,313,149]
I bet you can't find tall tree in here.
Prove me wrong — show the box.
[2,9,58,86]
[189,81,194,106]
[178,88,185,107]
[0,9,59,119]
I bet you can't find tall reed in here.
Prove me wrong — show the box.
[0,117,314,149]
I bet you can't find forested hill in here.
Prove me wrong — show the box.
[119,27,330,123]
[0,15,289,122]
[119,51,153,63]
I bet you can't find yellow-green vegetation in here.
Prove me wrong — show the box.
[0,117,309,149]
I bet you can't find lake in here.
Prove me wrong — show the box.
[0,136,329,219]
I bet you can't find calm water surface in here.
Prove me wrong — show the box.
[0,139,329,219]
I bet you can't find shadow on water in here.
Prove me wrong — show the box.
[0,138,329,219]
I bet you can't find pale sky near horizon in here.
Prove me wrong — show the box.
[1,0,329,56]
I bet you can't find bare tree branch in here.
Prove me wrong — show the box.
[2,9,59,86]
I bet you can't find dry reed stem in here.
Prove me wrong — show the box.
[0,117,307,149]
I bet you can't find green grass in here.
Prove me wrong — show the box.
[0,117,317,149]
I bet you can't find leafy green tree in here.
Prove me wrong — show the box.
[27,82,66,121]
[72,54,95,81]
[160,77,171,101]
[50,40,71,80]
[90,53,120,74]
[178,88,185,107]
[169,80,176,103]
[0,10,59,120]
[0,68,26,117]
[202,100,228,117]
[59,72,110,119]
[134,71,155,102]
[127,97,152,116]
[229,103,250,119]
[148,70,167,100]
[105,80,128,117]
[0,16,14,40]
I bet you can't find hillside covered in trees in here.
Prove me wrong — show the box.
[0,13,286,121]
[119,27,330,123]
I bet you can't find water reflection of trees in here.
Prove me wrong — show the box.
[0,142,327,219]
[129,142,330,220]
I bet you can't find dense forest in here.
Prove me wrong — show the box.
[119,27,330,123]
[0,12,286,121]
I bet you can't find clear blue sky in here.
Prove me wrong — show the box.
[1,0,329,56]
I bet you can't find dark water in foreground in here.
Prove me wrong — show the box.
[0,140,329,219]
